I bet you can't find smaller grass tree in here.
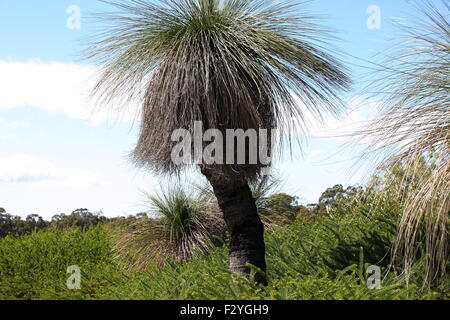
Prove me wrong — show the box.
[114,186,226,269]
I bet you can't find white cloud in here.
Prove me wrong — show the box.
[8,121,30,128]
[0,154,105,189]
[0,133,16,141]
[0,59,138,126]
[307,149,322,160]
[0,117,30,128]
[302,97,380,143]
[276,96,379,146]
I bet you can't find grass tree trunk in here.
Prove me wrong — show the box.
[201,167,267,285]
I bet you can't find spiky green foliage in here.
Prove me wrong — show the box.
[113,186,226,268]
[0,226,119,300]
[87,0,351,180]
[1,189,448,300]
[358,1,449,285]
[249,175,281,203]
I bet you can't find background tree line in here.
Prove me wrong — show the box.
[0,208,107,237]
[0,182,363,239]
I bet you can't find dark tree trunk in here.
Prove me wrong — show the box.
[200,167,267,285]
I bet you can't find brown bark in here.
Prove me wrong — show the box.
[200,166,267,285]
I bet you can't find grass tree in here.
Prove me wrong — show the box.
[114,186,226,269]
[86,0,350,283]
[359,1,449,285]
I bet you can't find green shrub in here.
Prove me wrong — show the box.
[97,205,448,300]
[1,199,447,300]
[0,226,119,300]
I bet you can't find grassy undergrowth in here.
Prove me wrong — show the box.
[0,201,448,300]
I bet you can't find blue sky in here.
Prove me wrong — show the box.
[0,0,436,218]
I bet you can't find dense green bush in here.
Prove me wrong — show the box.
[0,226,120,300]
[0,198,447,300]
[98,205,447,300]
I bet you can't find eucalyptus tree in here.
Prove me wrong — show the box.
[87,0,350,283]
